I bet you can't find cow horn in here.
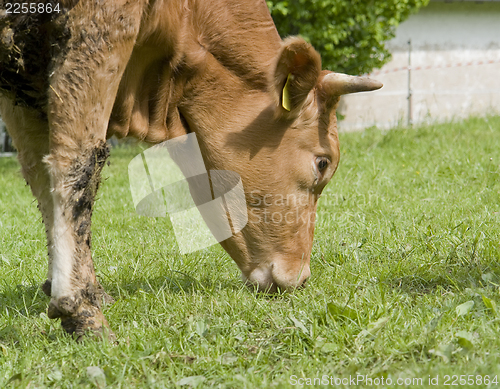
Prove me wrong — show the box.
[322,72,383,96]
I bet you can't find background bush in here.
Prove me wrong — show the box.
[267,0,429,74]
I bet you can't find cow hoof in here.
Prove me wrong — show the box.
[48,296,115,342]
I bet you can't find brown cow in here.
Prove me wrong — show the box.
[0,0,381,339]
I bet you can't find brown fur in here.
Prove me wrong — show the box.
[0,0,380,338]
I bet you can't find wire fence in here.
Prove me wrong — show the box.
[370,59,500,77]
[338,40,500,131]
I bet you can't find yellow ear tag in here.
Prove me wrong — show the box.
[282,73,294,111]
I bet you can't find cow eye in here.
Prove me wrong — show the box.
[316,157,329,173]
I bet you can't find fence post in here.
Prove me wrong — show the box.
[0,118,15,154]
[407,39,413,127]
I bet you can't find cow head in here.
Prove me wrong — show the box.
[179,37,381,293]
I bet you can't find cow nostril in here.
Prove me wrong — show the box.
[300,276,309,288]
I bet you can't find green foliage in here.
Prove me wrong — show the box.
[267,0,429,74]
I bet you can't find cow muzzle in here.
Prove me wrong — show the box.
[242,256,311,293]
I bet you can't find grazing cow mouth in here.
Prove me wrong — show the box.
[241,256,311,293]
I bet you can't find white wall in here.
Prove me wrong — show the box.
[338,1,500,131]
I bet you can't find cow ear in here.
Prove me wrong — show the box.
[272,37,321,115]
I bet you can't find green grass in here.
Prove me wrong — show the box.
[1,116,500,388]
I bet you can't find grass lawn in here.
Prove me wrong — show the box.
[1,116,500,388]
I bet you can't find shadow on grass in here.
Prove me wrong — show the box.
[104,273,294,303]
[104,271,246,299]
[385,274,454,295]
[385,261,500,295]
[0,272,265,321]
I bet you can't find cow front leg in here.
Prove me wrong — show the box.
[0,99,113,339]
[44,144,112,339]
[41,0,145,339]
